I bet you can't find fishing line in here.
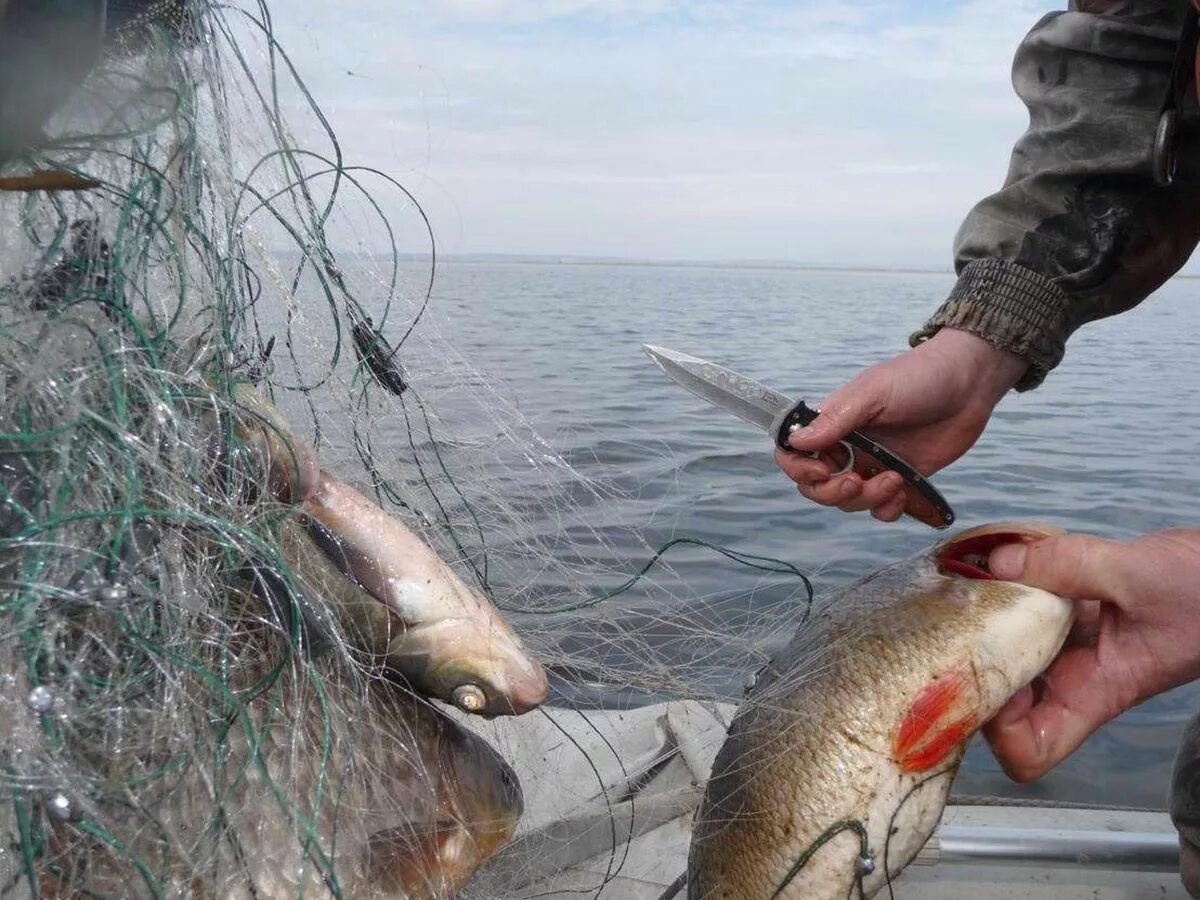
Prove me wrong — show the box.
[881,766,954,900]
[656,870,687,900]
[508,536,814,616]
[0,4,405,891]
[737,766,955,900]
[518,706,622,900]
[769,818,871,900]
[573,703,636,899]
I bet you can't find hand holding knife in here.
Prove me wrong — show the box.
[642,344,955,530]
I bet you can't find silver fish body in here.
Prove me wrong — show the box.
[688,523,1074,900]
[298,471,549,716]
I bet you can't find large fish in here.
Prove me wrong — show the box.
[298,471,549,717]
[688,522,1074,900]
[25,650,525,899]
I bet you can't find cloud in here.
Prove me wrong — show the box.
[265,0,1050,265]
[419,0,687,25]
[385,0,874,28]
[843,162,944,176]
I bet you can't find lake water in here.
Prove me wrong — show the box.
[397,258,1200,810]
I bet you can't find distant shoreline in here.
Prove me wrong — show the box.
[333,252,1200,279]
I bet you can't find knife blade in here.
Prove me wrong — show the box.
[643,344,955,529]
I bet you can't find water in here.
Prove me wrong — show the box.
[411,258,1200,809]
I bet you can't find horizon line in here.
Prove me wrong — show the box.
[396,251,957,276]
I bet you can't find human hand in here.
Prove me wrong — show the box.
[982,528,1200,781]
[775,328,1027,522]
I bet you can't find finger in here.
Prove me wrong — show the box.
[1067,599,1102,647]
[871,489,909,523]
[982,638,1128,782]
[796,473,862,507]
[786,380,883,453]
[774,449,832,485]
[993,683,1035,724]
[835,471,904,513]
[987,533,1132,608]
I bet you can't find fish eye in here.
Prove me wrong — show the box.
[452,683,487,713]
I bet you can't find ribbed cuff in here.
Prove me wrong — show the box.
[908,258,1071,391]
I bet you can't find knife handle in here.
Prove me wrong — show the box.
[773,401,955,530]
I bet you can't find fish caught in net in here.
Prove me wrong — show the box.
[0,1,817,898]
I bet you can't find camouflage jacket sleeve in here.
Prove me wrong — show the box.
[910,1,1200,390]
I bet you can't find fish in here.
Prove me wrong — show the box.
[211,385,545,717]
[296,470,549,716]
[361,692,525,899]
[29,648,525,899]
[688,522,1074,900]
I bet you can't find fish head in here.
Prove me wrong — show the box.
[365,696,524,898]
[388,616,550,717]
[801,520,1075,711]
[439,716,525,858]
[805,520,1070,641]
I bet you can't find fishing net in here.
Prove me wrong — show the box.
[0,2,815,897]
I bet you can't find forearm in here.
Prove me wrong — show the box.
[913,1,1200,390]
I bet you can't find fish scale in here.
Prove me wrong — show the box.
[688,523,1074,900]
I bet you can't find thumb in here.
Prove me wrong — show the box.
[787,384,880,452]
[988,533,1130,606]
[983,642,1126,781]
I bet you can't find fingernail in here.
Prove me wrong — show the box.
[990,543,1027,580]
[786,426,814,449]
[840,479,856,498]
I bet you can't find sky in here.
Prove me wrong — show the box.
[271,1,1054,268]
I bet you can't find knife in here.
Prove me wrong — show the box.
[642,344,955,530]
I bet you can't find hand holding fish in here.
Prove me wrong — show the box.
[983,528,1200,781]
[775,328,1026,521]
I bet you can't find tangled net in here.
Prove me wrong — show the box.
[0,2,814,897]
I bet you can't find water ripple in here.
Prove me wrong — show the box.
[418,260,1199,809]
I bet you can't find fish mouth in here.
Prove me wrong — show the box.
[497,672,549,715]
[935,521,1064,580]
